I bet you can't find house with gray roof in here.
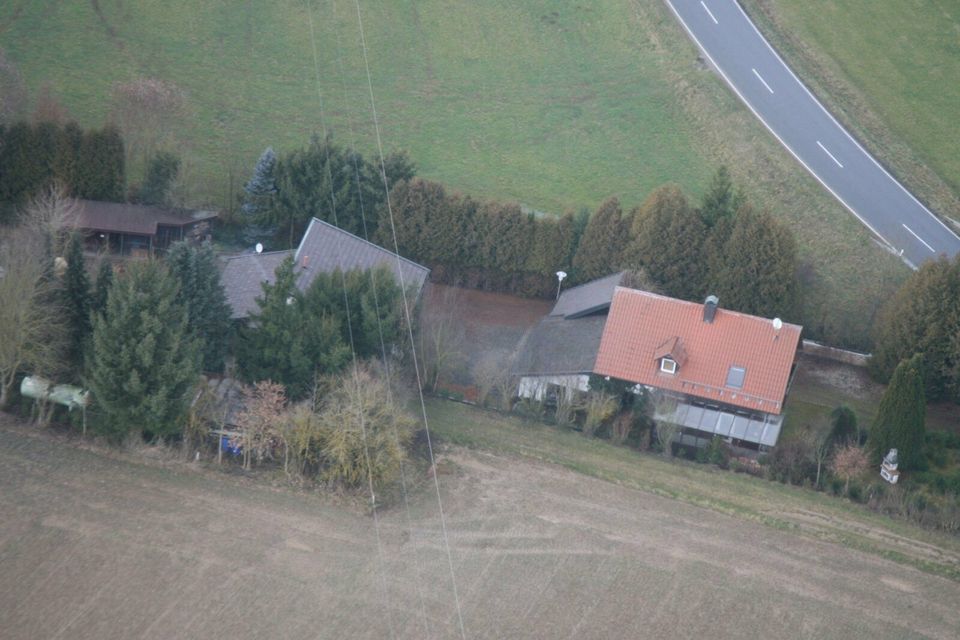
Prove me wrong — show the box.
[514,272,624,401]
[221,218,430,320]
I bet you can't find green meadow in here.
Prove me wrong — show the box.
[1,0,909,348]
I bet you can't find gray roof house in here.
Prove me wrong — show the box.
[222,218,431,320]
[513,273,624,400]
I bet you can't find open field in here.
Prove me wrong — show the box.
[0,0,907,348]
[740,0,960,223]
[2,414,960,639]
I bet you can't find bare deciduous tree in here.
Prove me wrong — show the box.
[651,392,681,457]
[582,391,618,438]
[0,227,67,407]
[22,183,78,258]
[417,287,465,392]
[232,380,287,471]
[315,363,417,490]
[831,444,869,495]
[472,351,516,410]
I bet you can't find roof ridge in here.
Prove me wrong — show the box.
[222,250,292,262]
[613,286,802,329]
[299,217,429,273]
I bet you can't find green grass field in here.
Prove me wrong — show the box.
[0,1,712,212]
[741,0,960,222]
[1,0,908,348]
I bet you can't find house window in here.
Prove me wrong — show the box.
[660,357,677,374]
[726,366,746,389]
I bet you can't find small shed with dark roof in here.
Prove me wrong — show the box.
[66,199,217,256]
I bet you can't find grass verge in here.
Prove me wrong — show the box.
[425,396,960,582]
[738,0,960,224]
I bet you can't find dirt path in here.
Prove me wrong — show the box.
[1,422,958,639]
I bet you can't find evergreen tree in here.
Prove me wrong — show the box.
[627,185,709,301]
[0,121,42,205]
[53,121,83,194]
[699,166,744,228]
[87,260,200,441]
[92,260,113,316]
[870,354,926,470]
[475,202,535,276]
[527,212,576,276]
[137,150,180,205]
[235,257,314,399]
[380,150,416,193]
[62,233,92,371]
[870,255,960,401]
[571,197,629,283]
[242,146,277,216]
[165,242,232,372]
[32,121,59,189]
[712,206,800,319]
[77,125,125,201]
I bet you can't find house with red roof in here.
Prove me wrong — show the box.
[515,278,802,451]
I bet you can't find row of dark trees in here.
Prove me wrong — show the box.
[234,258,407,400]
[241,135,415,249]
[0,121,126,220]
[869,254,960,403]
[381,167,801,318]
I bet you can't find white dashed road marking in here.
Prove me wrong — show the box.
[700,1,718,24]
[751,68,774,94]
[902,224,936,253]
[816,140,843,168]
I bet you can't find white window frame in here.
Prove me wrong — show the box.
[660,357,677,374]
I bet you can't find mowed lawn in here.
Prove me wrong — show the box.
[0,0,710,212]
[741,0,960,218]
[1,0,908,348]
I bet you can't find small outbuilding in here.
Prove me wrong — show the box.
[66,199,217,257]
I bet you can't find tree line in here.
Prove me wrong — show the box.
[241,135,415,249]
[381,167,800,319]
[0,121,126,221]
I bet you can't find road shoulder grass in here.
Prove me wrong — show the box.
[424,397,960,582]
[739,0,960,225]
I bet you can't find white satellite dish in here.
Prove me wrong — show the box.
[255,242,263,254]
[772,317,783,331]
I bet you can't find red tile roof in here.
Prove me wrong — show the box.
[594,288,801,415]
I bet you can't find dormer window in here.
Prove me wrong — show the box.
[660,357,677,374]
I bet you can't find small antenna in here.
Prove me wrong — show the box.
[255,242,263,254]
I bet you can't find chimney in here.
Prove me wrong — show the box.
[703,295,719,324]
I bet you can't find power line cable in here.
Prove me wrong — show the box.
[352,1,467,637]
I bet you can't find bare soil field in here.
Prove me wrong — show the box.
[2,418,959,639]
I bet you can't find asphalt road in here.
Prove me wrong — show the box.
[664,0,960,267]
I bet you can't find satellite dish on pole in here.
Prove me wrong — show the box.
[772,317,783,332]
[255,242,263,254]
[555,271,568,300]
